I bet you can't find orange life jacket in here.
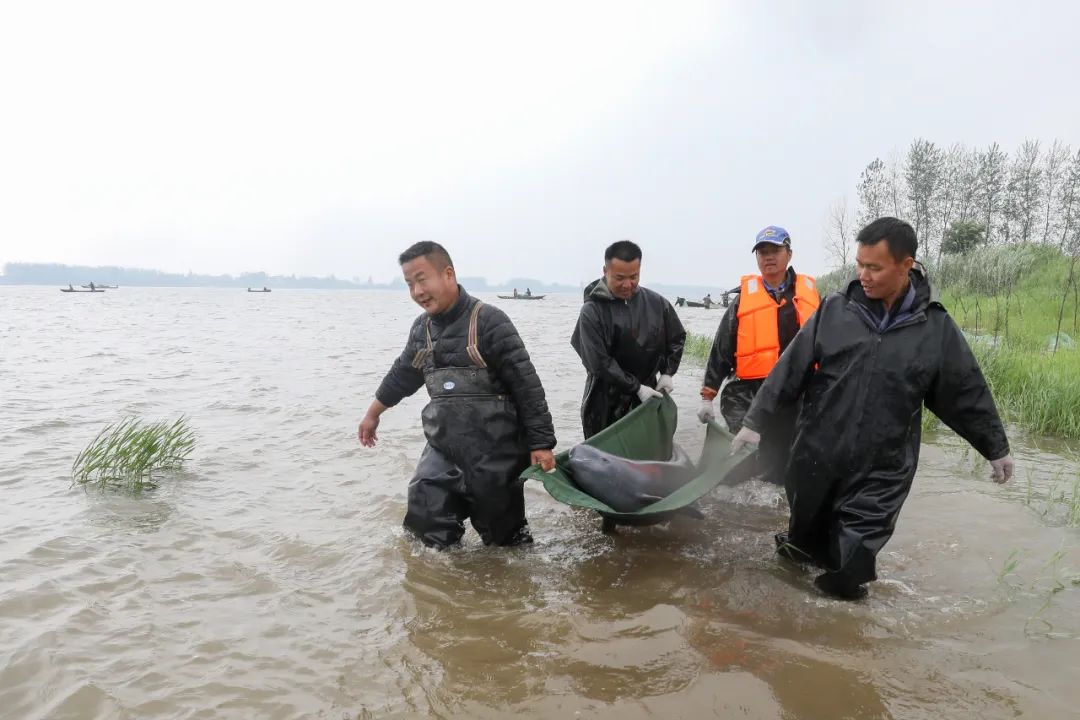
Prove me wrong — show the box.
[735,273,820,380]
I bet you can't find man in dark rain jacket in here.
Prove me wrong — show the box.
[732,217,1015,600]
[571,240,686,438]
[698,226,819,485]
[358,241,557,549]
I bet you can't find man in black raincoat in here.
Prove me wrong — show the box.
[359,242,557,549]
[571,240,686,439]
[733,217,1015,599]
[697,226,819,485]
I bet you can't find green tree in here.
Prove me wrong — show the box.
[942,220,986,255]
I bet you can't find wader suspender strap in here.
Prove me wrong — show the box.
[465,302,488,369]
[410,301,487,369]
[411,326,432,369]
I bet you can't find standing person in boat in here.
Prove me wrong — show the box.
[697,225,819,487]
[513,288,519,297]
[702,293,712,308]
[731,217,1013,599]
[571,240,686,438]
[525,288,532,297]
[358,241,557,549]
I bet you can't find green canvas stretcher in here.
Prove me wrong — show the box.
[521,395,755,521]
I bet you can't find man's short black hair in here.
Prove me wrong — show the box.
[398,241,454,270]
[605,240,642,264]
[856,217,918,262]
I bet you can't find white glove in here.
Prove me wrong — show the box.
[990,454,1014,484]
[656,374,674,394]
[730,426,761,455]
[636,385,663,403]
[697,398,715,424]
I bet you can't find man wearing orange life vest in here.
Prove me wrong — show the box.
[697,226,820,485]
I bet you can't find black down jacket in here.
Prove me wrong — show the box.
[376,287,557,452]
[571,279,686,438]
[743,268,1009,588]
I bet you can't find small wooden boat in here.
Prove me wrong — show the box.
[497,294,545,300]
[81,284,118,289]
[677,290,735,309]
[247,287,272,293]
[61,287,105,293]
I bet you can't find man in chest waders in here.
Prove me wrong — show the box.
[358,242,557,549]
[732,218,1014,600]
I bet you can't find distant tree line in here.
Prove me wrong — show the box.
[0,262,580,293]
[0,263,366,288]
[825,139,1080,266]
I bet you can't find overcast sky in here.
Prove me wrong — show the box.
[2,1,1078,286]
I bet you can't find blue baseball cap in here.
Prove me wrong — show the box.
[753,225,791,252]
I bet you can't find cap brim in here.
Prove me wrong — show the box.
[752,240,790,252]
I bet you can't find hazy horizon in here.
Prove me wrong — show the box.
[0,260,745,295]
[3,1,1078,285]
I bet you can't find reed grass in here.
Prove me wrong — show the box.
[1022,469,1080,528]
[683,332,713,363]
[1023,544,1079,637]
[72,417,195,490]
[994,548,1023,587]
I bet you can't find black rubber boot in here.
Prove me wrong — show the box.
[814,572,869,601]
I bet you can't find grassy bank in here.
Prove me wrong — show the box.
[684,244,1080,438]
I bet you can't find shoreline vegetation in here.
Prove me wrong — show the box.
[686,245,1080,439]
[685,137,1080,441]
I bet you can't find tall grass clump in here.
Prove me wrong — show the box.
[72,417,196,490]
[932,243,1054,297]
[935,245,1080,437]
[816,265,855,297]
[973,345,1080,438]
[684,333,713,364]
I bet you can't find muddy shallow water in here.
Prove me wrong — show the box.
[2,287,1078,719]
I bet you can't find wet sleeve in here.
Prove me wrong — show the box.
[741,296,823,433]
[482,307,557,451]
[661,299,686,376]
[374,320,426,407]
[573,304,641,394]
[702,297,738,398]
[925,316,1010,461]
